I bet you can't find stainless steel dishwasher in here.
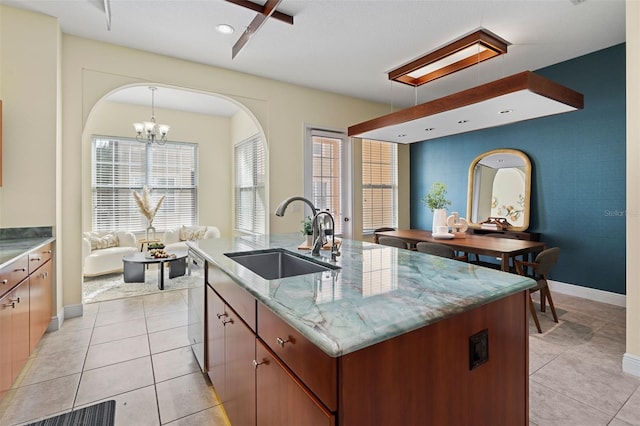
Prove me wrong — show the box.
[187,248,206,372]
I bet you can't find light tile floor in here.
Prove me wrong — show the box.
[0,289,638,425]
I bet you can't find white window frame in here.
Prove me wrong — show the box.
[91,135,198,233]
[361,139,398,235]
[234,133,266,235]
[304,126,352,238]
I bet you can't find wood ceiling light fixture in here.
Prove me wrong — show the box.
[225,0,294,59]
[388,29,509,87]
[348,71,584,144]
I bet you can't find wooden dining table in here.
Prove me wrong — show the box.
[375,229,546,272]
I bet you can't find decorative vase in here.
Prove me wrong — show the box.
[305,234,313,247]
[146,223,156,240]
[432,208,448,234]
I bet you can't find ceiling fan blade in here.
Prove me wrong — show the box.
[232,0,283,59]
[225,0,293,25]
[103,0,112,30]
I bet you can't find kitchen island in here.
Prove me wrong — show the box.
[188,234,535,426]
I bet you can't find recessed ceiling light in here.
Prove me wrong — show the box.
[216,24,235,35]
[499,109,513,114]
[458,120,468,124]
[397,134,407,138]
[425,128,435,132]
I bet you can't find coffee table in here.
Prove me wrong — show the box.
[122,251,188,290]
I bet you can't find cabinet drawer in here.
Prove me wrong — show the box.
[207,263,256,332]
[0,256,28,299]
[257,302,337,411]
[28,243,53,274]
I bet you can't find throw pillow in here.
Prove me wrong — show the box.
[179,226,208,241]
[90,233,118,250]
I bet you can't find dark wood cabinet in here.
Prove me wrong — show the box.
[29,259,52,352]
[0,290,14,397]
[0,242,54,398]
[256,340,334,426]
[206,283,255,426]
[205,261,528,425]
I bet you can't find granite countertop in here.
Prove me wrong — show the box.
[189,233,535,357]
[0,237,56,269]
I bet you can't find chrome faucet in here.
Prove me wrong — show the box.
[275,196,321,252]
[312,211,340,261]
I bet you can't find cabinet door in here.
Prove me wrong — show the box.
[206,286,226,394]
[224,308,256,426]
[29,261,52,352]
[10,280,30,383]
[0,293,13,396]
[256,341,335,426]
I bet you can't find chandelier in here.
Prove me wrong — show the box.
[133,86,170,145]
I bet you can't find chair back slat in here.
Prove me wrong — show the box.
[378,236,409,250]
[534,247,560,276]
[416,242,455,259]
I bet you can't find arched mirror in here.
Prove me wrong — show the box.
[466,149,532,232]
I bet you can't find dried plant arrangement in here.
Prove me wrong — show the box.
[133,185,165,224]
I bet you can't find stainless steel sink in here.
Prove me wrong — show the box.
[225,248,339,280]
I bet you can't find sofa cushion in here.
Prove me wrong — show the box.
[116,231,137,248]
[179,226,208,241]
[89,233,118,250]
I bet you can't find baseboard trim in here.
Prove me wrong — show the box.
[548,280,626,307]
[64,303,84,320]
[47,314,62,332]
[623,353,640,378]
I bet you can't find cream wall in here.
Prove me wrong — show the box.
[0,6,62,318]
[83,100,234,237]
[0,7,58,225]
[59,34,390,311]
[625,0,640,375]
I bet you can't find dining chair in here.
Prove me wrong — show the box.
[415,242,456,259]
[378,236,409,250]
[373,227,396,244]
[514,247,560,333]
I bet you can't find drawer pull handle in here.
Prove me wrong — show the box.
[216,312,228,319]
[252,359,268,369]
[276,337,291,348]
[31,257,42,261]
[3,302,15,309]
[9,297,20,304]
[46,250,52,254]
[15,268,26,272]
[222,318,234,326]
[1,280,7,285]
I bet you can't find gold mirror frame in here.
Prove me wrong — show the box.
[466,149,532,232]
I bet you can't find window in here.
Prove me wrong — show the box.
[362,139,397,234]
[235,134,266,235]
[92,136,198,232]
[309,133,345,235]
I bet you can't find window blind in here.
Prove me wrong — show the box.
[92,136,197,233]
[235,134,266,235]
[311,135,343,235]
[362,139,397,234]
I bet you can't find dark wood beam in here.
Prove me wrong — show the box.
[232,0,283,59]
[225,0,294,25]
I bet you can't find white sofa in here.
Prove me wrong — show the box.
[163,225,220,251]
[83,231,138,277]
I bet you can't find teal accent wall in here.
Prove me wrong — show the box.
[410,43,626,294]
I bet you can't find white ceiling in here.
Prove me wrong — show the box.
[1,0,626,115]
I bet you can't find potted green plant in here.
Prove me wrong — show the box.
[301,216,313,246]
[420,182,452,234]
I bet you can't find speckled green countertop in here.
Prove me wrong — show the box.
[189,234,535,357]
[0,226,54,269]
